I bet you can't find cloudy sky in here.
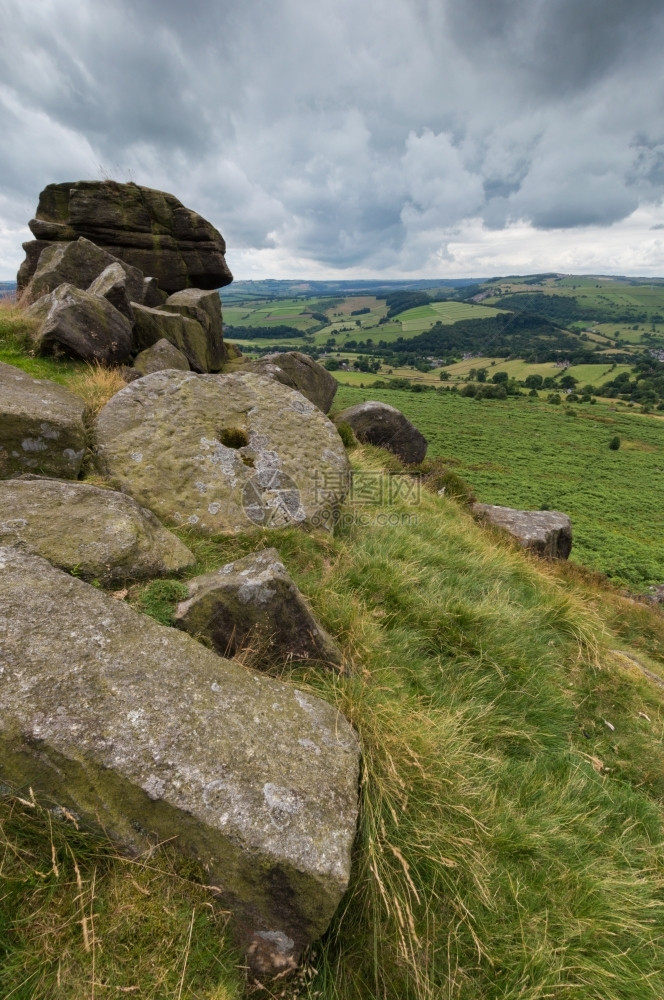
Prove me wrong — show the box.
[2,0,664,281]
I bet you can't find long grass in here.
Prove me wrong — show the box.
[1,302,664,999]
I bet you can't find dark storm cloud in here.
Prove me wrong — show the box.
[1,0,663,275]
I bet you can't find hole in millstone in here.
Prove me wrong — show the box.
[219,427,249,449]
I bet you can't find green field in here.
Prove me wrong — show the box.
[329,358,634,390]
[399,300,508,333]
[435,358,632,386]
[334,385,664,587]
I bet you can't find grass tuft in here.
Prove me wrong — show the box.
[67,362,127,420]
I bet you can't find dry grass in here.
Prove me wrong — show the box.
[68,362,127,418]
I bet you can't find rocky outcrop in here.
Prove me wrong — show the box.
[25,283,133,365]
[132,338,190,376]
[0,361,85,479]
[246,352,338,413]
[334,401,427,464]
[164,287,226,369]
[175,548,344,670]
[0,546,360,976]
[95,370,350,534]
[131,303,217,373]
[0,477,194,581]
[471,503,572,559]
[21,237,143,305]
[18,181,233,294]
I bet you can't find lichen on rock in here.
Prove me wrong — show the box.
[94,370,350,534]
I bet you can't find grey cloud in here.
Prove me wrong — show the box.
[0,0,663,277]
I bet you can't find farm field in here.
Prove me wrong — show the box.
[398,299,508,333]
[327,357,634,389]
[434,358,633,386]
[333,384,664,587]
[223,294,508,346]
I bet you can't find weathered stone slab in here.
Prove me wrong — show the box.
[164,288,225,370]
[0,546,360,976]
[471,503,573,559]
[131,303,212,372]
[132,338,190,376]
[25,283,133,365]
[94,370,350,534]
[22,236,143,305]
[0,477,194,581]
[0,362,85,479]
[334,401,427,464]
[176,548,344,670]
[245,352,338,413]
[19,180,233,294]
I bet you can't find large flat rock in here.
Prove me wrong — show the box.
[0,547,360,976]
[94,370,350,534]
[0,477,194,581]
[0,361,86,479]
[18,181,233,294]
[471,503,572,559]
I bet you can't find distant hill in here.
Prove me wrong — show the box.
[221,277,483,302]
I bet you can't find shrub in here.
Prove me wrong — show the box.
[336,420,357,449]
[547,392,562,404]
[609,435,621,450]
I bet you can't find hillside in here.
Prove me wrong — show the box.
[2,301,664,1000]
[334,384,664,588]
[220,273,664,406]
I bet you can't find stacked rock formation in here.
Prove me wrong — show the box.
[17,182,233,373]
[2,185,365,976]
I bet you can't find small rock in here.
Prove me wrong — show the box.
[142,276,168,307]
[334,401,428,464]
[164,287,226,370]
[131,303,211,372]
[132,338,190,376]
[87,261,137,320]
[176,548,345,670]
[471,503,572,559]
[0,361,86,479]
[245,352,338,413]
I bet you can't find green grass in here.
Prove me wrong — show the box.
[5,450,664,999]
[334,386,664,586]
[0,302,85,384]
[3,305,664,999]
